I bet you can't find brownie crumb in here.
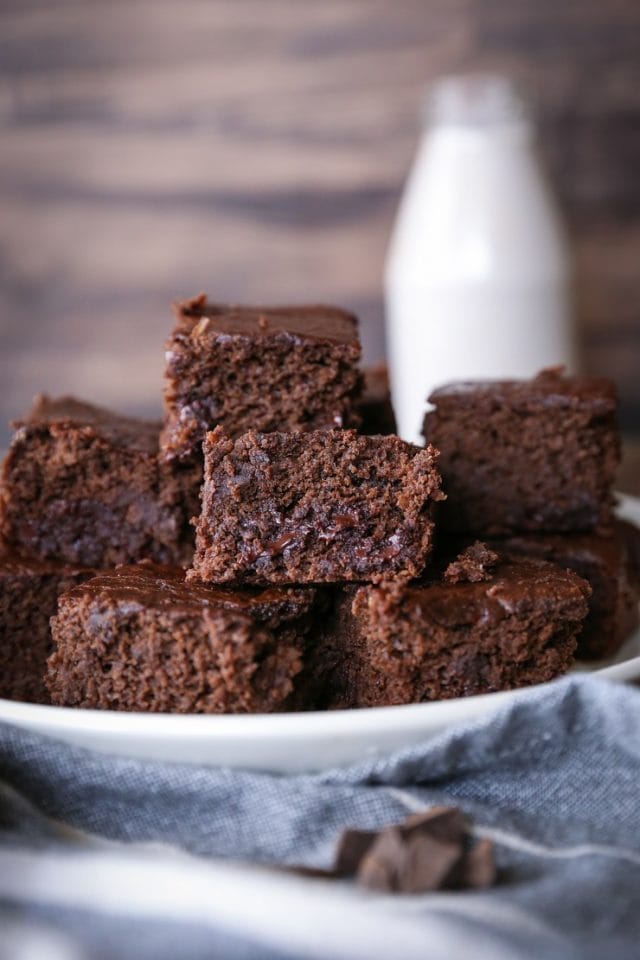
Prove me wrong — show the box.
[444,542,500,583]
[190,428,443,585]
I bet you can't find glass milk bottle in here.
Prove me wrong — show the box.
[385,75,576,444]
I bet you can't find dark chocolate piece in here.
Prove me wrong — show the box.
[47,562,318,713]
[161,295,363,462]
[189,428,444,586]
[357,828,410,892]
[0,547,93,703]
[423,368,620,535]
[335,806,495,895]
[334,830,378,876]
[0,395,199,568]
[457,838,497,889]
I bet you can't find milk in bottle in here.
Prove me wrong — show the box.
[385,75,576,444]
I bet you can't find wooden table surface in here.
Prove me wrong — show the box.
[0,0,639,449]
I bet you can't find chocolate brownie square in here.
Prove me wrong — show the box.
[423,368,620,535]
[486,521,640,660]
[313,554,589,708]
[0,395,199,567]
[161,295,363,462]
[357,365,397,435]
[189,428,444,585]
[0,547,92,703]
[47,562,319,713]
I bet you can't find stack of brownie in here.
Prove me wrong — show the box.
[423,368,639,660]
[0,296,636,713]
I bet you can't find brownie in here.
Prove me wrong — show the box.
[161,295,363,462]
[189,428,444,585]
[47,562,319,713]
[0,547,93,703]
[423,368,620,535]
[357,365,397,435]
[0,395,199,567]
[312,556,590,708]
[482,521,640,660]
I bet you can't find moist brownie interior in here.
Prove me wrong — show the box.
[190,427,444,585]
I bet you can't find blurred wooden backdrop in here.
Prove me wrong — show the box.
[1,0,639,449]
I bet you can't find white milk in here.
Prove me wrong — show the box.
[385,75,576,444]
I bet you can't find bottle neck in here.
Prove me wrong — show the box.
[424,118,534,155]
[424,74,533,148]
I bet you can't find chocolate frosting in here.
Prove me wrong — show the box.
[375,558,590,628]
[429,368,617,415]
[174,294,359,345]
[61,561,317,619]
[17,394,161,454]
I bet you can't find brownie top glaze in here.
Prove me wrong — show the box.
[17,394,161,454]
[173,294,359,345]
[428,368,617,415]
[366,557,591,628]
[61,561,317,619]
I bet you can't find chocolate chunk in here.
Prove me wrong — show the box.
[334,828,378,875]
[399,833,463,894]
[357,828,407,892]
[356,807,469,893]
[457,838,497,890]
[444,542,500,584]
[284,807,497,895]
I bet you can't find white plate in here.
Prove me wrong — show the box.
[1,495,639,774]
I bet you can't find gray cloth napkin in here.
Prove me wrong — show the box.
[1,673,639,960]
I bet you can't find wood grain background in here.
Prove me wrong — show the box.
[1,0,639,450]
